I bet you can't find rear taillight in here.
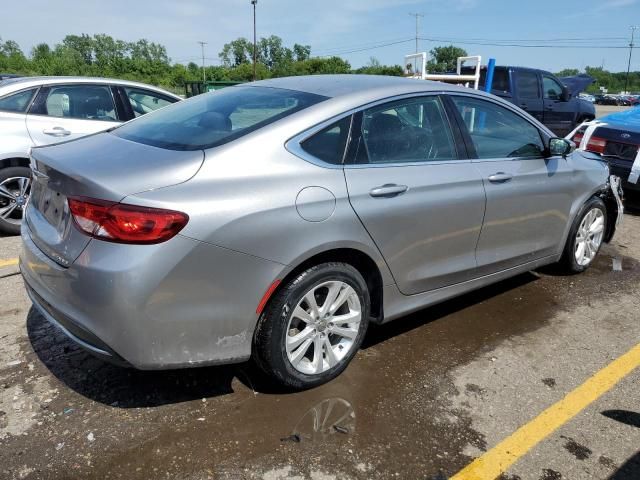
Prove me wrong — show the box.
[572,132,584,145]
[68,197,188,244]
[585,136,607,155]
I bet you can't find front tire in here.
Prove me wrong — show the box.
[253,262,370,390]
[0,166,32,235]
[560,197,607,273]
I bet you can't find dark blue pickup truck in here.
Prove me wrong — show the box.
[473,66,596,137]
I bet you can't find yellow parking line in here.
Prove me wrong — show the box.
[451,342,640,480]
[0,258,18,268]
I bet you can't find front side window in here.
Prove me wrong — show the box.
[35,85,117,121]
[0,88,37,113]
[543,76,564,100]
[516,71,540,99]
[113,86,327,151]
[452,96,544,159]
[124,87,175,117]
[357,96,457,164]
[300,116,351,165]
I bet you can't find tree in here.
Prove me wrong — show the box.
[426,45,467,73]
[293,44,311,62]
[556,68,580,77]
[219,38,253,67]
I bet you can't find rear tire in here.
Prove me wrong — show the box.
[0,166,31,235]
[560,197,607,273]
[253,262,370,390]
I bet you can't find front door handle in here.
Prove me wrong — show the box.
[43,127,71,137]
[519,103,529,110]
[369,184,408,198]
[487,172,513,183]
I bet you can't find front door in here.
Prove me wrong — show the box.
[542,74,575,137]
[450,95,575,275]
[26,84,119,146]
[344,95,486,295]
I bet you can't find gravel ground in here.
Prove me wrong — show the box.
[0,202,639,479]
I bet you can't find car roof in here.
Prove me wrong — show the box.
[248,74,477,100]
[0,76,181,99]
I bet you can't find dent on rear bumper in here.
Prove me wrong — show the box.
[20,225,284,369]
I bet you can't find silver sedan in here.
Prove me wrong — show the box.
[20,75,621,389]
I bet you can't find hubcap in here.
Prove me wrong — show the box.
[285,280,362,375]
[0,176,31,225]
[574,207,604,266]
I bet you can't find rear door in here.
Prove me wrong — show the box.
[26,84,120,146]
[513,69,543,122]
[542,74,574,136]
[344,94,486,295]
[449,95,575,274]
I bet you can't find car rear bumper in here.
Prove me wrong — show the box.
[20,222,285,369]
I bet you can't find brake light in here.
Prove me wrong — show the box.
[585,136,607,155]
[68,197,188,244]
[572,132,584,145]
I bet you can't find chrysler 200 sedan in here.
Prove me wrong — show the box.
[20,75,621,389]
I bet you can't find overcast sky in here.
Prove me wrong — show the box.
[1,0,638,72]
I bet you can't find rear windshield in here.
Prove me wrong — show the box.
[113,86,328,151]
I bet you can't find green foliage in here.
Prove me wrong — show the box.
[426,45,468,73]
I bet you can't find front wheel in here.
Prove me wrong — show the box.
[560,197,607,273]
[0,166,32,235]
[253,262,370,390]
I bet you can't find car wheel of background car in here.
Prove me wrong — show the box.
[0,166,31,235]
[560,197,607,273]
[253,262,370,390]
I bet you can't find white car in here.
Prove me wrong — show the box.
[0,76,181,234]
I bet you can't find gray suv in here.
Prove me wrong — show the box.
[20,75,621,389]
[0,76,180,234]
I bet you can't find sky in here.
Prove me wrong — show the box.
[1,0,639,73]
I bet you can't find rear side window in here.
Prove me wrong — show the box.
[113,86,327,151]
[32,85,117,121]
[357,96,457,164]
[124,87,175,117]
[0,88,37,113]
[452,96,544,159]
[300,116,351,165]
[516,71,540,99]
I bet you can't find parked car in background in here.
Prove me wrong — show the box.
[0,77,181,234]
[578,92,596,103]
[470,66,596,137]
[21,75,620,389]
[571,107,640,194]
[0,73,22,81]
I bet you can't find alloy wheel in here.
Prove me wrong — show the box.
[285,280,362,375]
[0,176,31,225]
[574,207,604,267]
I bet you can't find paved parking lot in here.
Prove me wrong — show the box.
[1,203,639,479]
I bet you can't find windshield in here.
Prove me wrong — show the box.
[113,86,328,151]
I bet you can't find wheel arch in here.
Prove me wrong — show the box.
[0,157,30,170]
[274,247,387,324]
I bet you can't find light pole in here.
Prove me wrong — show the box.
[197,41,207,83]
[251,0,258,81]
[409,13,424,53]
[624,26,639,95]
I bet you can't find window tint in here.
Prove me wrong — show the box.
[113,86,327,151]
[0,88,37,113]
[39,85,117,121]
[124,87,175,117]
[543,76,564,100]
[358,96,456,164]
[300,116,351,165]
[516,71,540,99]
[452,96,544,159]
[479,68,510,94]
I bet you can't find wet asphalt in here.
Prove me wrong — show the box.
[1,202,639,480]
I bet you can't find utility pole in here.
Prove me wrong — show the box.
[251,0,258,81]
[197,41,207,83]
[408,13,424,53]
[624,26,639,95]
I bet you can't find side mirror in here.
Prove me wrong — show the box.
[549,137,574,158]
[560,88,571,102]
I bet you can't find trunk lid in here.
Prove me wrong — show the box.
[26,132,204,266]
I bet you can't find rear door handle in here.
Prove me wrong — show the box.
[487,172,513,183]
[369,184,408,198]
[519,103,528,110]
[43,127,71,137]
